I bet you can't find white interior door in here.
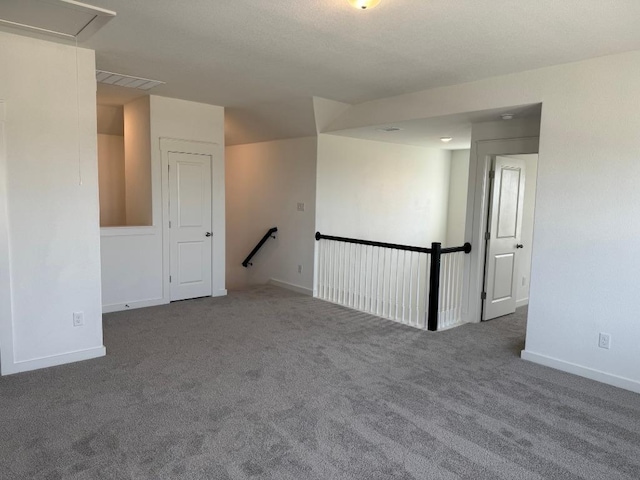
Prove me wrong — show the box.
[483,156,526,320]
[169,151,212,301]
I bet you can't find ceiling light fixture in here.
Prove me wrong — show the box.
[501,113,514,120]
[440,137,453,143]
[347,0,382,10]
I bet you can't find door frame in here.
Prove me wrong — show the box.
[481,155,527,321]
[160,137,226,303]
[0,100,15,374]
[464,137,539,324]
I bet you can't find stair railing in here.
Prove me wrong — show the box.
[242,227,278,267]
[315,231,471,331]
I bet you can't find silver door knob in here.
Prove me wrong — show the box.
[205,232,212,237]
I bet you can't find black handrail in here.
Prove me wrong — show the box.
[315,231,471,331]
[242,227,278,268]
[315,232,432,254]
[315,232,471,255]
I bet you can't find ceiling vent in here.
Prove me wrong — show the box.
[0,0,115,41]
[96,70,165,91]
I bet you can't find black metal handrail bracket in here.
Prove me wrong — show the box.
[315,231,471,331]
[242,227,278,268]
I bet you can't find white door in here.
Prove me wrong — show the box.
[169,151,213,301]
[483,156,526,320]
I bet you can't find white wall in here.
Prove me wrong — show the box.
[316,135,451,246]
[100,95,225,312]
[0,32,105,374]
[124,96,152,226]
[97,134,126,227]
[327,51,640,393]
[226,137,317,293]
[97,105,124,136]
[445,149,470,247]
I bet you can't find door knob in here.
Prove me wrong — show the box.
[516,244,524,249]
[205,232,212,237]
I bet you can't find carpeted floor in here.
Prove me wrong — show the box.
[0,285,639,480]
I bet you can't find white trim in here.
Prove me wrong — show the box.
[102,290,227,313]
[516,298,529,308]
[269,278,313,296]
[521,350,640,394]
[3,346,106,376]
[0,101,15,375]
[100,226,157,237]
[160,137,226,304]
[465,137,539,324]
[102,297,166,314]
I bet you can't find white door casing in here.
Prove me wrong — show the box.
[483,156,526,320]
[464,137,538,325]
[160,138,226,305]
[168,151,213,301]
[0,101,15,373]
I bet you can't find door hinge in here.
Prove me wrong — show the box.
[485,231,490,241]
[481,292,487,300]
[169,220,172,228]
[169,275,172,283]
[489,170,495,179]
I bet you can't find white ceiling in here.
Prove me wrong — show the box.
[0,0,114,41]
[84,0,640,108]
[331,104,542,149]
[77,1,639,144]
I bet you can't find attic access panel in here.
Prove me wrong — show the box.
[0,0,115,41]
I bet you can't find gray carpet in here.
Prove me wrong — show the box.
[0,285,639,480]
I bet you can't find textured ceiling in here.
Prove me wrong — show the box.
[332,104,542,149]
[85,0,640,108]
[83,1,640,144]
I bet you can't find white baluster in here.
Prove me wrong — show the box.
[415,253,421,327]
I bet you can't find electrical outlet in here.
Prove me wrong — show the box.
[297,264,303,274]
[598,333,611,350]
[73,312,84,327]
[297,202,305,212]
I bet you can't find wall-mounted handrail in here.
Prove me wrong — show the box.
[315,231,471,331]
[242,227,277,268]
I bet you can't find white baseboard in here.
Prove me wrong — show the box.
[268,278,313,296]
[521,350,640,394]
[2,346,106,376]
[102,297,166,314]
[516,298,529,308]
[211,289,227,298]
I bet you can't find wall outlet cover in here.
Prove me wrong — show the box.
[598,333,611,350]
[73,312,84,327]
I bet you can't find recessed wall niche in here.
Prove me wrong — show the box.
[97,96,152,227]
